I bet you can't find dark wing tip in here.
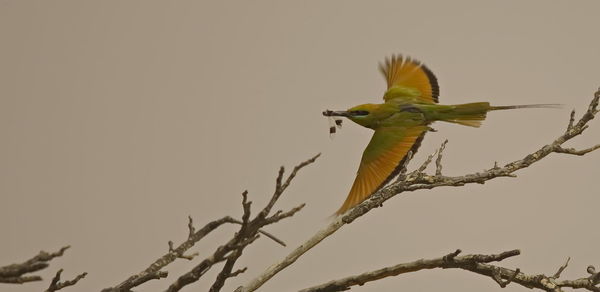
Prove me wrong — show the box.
[374,132,427,192]
[419,62,440,103]
[380,54,440,102]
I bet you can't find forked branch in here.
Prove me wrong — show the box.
[100,154,320,292]
[0,246,81,287]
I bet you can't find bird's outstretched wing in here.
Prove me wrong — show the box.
[379,55,439,103]
[335,125,428,215]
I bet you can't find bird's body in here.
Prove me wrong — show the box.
[324,55,556,215]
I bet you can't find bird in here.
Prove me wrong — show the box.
[323,55,558,216]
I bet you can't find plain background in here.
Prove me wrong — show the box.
[1,1,599,291]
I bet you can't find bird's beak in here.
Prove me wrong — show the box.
[323,110,349,117]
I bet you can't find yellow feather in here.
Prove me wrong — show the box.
[379,55,440,103]
[335,126,427,215]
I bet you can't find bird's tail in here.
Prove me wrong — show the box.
[490,104,563,110]
[441,102,561,128]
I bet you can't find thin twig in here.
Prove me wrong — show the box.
[553,257,571,279]
[0,246,72,284]
[435,139,448,176]
[45,269,87,292]
[554,144,600,156]
[228,218,287,246]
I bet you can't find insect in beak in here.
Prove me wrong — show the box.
[327,116,343,138]
[323,110,346,138]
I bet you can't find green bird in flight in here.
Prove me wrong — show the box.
[324,55,556,215]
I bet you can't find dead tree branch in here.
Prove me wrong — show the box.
[236,89,600,292]
[100,154,319,292]
[0,246,78,285]
[166,154,319,292]
[102,215,237,291]
[298,250,600,292]
[45,269,87,292]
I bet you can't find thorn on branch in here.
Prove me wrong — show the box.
[552,257,570,279]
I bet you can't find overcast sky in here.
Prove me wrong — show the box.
[1,1,599,291]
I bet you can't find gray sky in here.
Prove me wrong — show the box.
[1,1,599,291]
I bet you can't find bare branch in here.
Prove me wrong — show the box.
[435,139,448,176]
[553,257,571,279]
[209,248,246,292]
[236,89,600,292]
[0,246,72,284]
[187,215,195,237]
[166,235,257,292]
[45,269,87,292]
[103,216,237,291]
[414,148,437,175]
[100,155,320,292]
[166,154,319,292]
[567,110,576,132]
[298,250,600,292]
[554,144,600,156]
[297,249,520,292]
[227,218,287,246]
[259,154,321,220]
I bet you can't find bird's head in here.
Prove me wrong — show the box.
[323,103,381,128]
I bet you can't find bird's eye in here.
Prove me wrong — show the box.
[349,110,369,116]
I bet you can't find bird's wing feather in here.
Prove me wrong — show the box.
[379,55,439,103]
[335,126,428,215]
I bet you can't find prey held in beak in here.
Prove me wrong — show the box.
[323,110,344,138]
